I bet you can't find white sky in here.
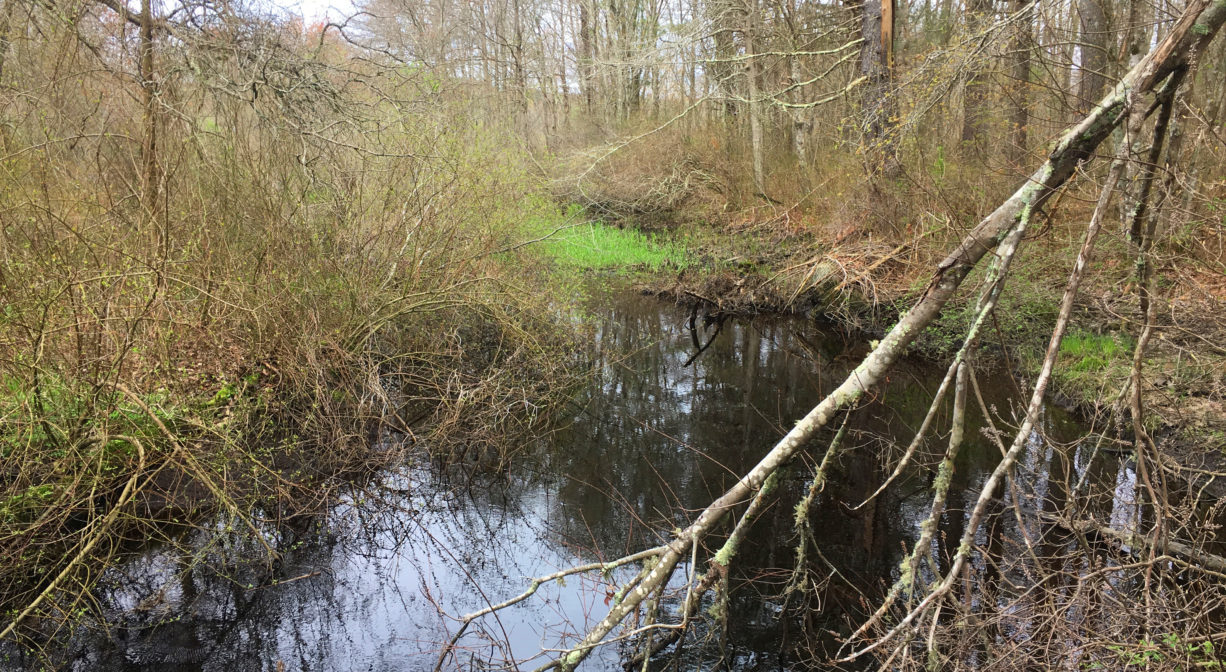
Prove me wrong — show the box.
[270,0,358,23]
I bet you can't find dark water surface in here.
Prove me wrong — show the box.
[23,285,1130,671]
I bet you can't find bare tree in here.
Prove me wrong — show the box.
[859,0,896,173]
[1076,0,1109,110]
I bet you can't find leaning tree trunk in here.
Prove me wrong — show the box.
[526,1,1226,668]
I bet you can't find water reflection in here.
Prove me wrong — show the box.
[15,286,1124,671]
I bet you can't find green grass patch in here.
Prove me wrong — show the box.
[1060,330,1133,372]
[527,214,689,272]
[1041,328,1137,408]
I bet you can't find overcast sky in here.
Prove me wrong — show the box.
[268,0,357,23]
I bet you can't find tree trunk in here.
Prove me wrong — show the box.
[1076,0,1109,112]
[745,0,766,197]
[1007,0,1032,165]
[1114,0,1151,221]
[558,26,570,125]
[960,0,993,152]
[859,0,897,174]
[139,0,158,221]
[512,0,528,114]
[788,55,809,166]
[579,0,595,113]
[937,0,953,44]
[710,2,738,123]
[0,0,14,87]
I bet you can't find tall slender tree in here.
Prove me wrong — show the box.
[859,0,897,173]
[1008,0,1033,164]
[961,0,993,152]
[1076,0,1108,111]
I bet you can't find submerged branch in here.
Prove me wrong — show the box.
[432,546,668,672]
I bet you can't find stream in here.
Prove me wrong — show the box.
[19,285,1136,671]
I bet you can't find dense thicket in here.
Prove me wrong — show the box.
[0,0,580,648]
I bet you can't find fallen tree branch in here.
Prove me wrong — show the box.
[524,4,1226,667]
[837,63,1174,663]
[0,435,145,642]
[432,546,668,672]
[1044,514,1226,575]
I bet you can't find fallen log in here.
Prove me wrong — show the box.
[504,3,1226,667]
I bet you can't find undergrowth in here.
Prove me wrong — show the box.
[0,22,584,651]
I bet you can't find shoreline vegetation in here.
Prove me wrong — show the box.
[533,214,1224,451]
[3,188,1222,658]
[0,55,588,645]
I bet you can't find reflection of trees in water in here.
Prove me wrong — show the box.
[46,512,345,671]
[537,293,1104,667]
[850,407,1226,672]
[544,295,856,552]
[18,291,1204,672]
[33,466,570,671]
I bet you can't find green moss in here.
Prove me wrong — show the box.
[758,469,780,497]
[898,557,916,592]
[932,459,955,493]
[793,499,810,528]
[712,539,737,567]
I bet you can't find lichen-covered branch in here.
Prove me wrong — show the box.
[530,3,1226,666]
